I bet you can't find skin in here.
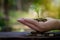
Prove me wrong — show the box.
[18,18,60,32]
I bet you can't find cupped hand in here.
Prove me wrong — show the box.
[18,18,59,32]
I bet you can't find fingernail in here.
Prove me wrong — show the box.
[17,18,24,21]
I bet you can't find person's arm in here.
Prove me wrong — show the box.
[54,19,60,30]
[18,18,60,32]
[44,19,59,30]
[44,17,60,30]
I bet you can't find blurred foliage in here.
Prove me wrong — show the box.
[31,0,60,19]
[0,0,60,32]
[33,0,50,5]
[8,0,16,5]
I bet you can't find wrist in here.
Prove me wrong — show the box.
[53,20,60,30]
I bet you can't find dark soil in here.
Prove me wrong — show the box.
[34,18,47,22]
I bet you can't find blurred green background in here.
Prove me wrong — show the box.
[0,0,60,32]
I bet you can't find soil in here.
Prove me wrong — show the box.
[34,18,47,22]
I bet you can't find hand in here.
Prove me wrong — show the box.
[18,18,59,32]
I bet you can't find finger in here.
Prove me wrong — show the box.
[23,18,46,32]
[18,18,41,31]
[23,18,42,28]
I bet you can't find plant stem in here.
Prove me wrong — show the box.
[37,11,39,19]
